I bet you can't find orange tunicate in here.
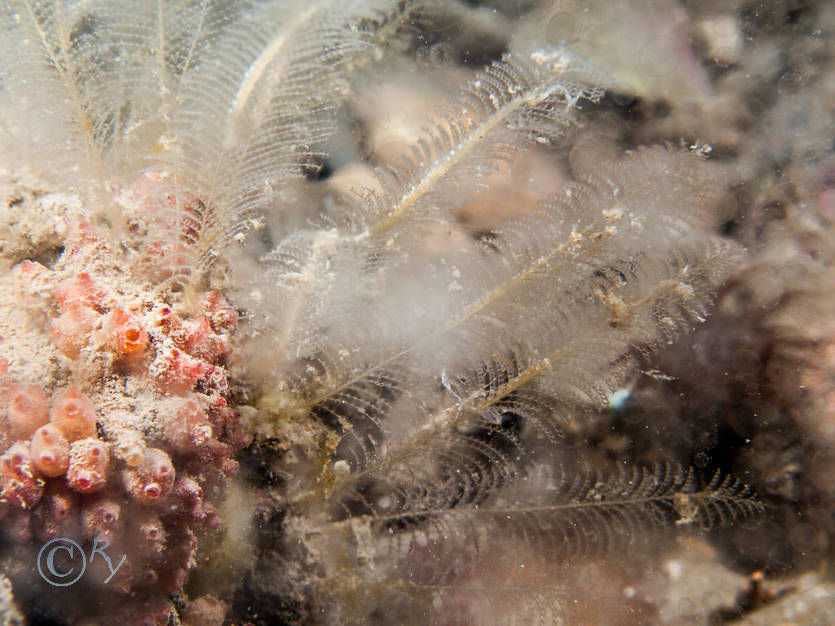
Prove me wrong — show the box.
[123,448,175,504]
[53,272,105,313]
[49,387,97,442]
[161,396,213,453]
[50,303,97,358]
[104,308,149,358]
[0,442,44,508]
[81,498,123,542]
[66,438,110,493]
[30,425,70,477]
[12,260,53,310]
[3,384,50,440]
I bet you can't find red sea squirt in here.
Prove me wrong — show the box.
[104,308,149,359]
[123,448,175,504]
[30,424,70,477]
[0,442,44,509]
[67,437,110,493]
[50,387,97,442]
[3,383,49,440]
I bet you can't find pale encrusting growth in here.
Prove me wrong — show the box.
[0,1,765,624]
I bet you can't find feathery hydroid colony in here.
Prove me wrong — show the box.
[0,1,763,624]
